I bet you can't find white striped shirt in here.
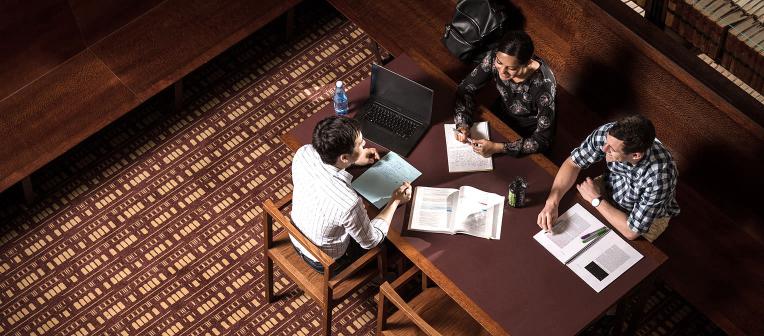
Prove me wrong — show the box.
[289,145,388,262]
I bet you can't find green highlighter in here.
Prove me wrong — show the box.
[581,227,610,243]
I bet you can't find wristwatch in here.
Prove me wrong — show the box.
[591,197,603,207]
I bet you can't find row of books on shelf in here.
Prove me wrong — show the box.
[665,0,764,92]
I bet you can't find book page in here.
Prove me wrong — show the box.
[444,123,493,172]
[351,152,421,209]
[452,186,505,239]
[408,187,459,234]
[533,204,605,262]
[567,232,643,292]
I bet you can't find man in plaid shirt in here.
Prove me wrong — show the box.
[537,115,680,241]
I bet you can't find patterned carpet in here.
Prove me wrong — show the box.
[0,2,724,336]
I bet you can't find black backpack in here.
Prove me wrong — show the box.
[442,0,508,64]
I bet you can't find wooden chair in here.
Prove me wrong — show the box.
[263,194,385,336]
[376,266,489,336]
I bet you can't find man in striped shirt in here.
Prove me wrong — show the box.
[537,115,680,242]
[290,116,412,273]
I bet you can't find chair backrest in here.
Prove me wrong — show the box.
[262,195,337,272]
[378,281,444,336]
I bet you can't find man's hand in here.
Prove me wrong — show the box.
[390,182,412,204]
[576,177,601,203]
[455,127,471,143]
[354,148,380,166]
[537,201,559,233]
[471,139,503,157]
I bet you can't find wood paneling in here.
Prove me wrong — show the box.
[91,0,301,101]
[68,0,165,46]
[0,0,85,100]
[0,50,139,192]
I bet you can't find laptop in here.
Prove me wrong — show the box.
[354,63,433,156]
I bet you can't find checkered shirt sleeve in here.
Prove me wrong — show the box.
[570,123,612,169]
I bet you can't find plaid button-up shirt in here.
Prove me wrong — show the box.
[571,123,680,234]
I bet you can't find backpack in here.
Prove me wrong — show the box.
[442,0,508,64]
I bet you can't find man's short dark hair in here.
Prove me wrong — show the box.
[312,116,361,165]
[496,30,535,65]
[608,114,656,153]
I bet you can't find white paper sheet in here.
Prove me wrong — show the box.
[408,186,459,233]
[534,204,604,262]
[534,203,643,292]
[567,231,643,292]
[451,186,505,239]
[444,122,493,172]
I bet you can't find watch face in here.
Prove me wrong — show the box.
[591,197,601,207]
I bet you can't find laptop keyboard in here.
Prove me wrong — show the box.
[363,103,420,139]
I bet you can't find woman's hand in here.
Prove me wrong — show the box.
[455,127,471,143]
[471,139,503,157]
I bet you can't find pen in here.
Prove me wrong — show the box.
[564,229,609,264]
[581,227,610,244]
[580,226,608,241]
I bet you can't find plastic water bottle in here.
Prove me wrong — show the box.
[333,81,349,116]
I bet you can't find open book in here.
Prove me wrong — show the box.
[408,186,504,239]
[444,122,493,172]
[533,204,643,292]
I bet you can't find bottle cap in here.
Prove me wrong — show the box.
[336,81,344,87]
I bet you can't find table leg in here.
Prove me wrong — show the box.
[174,80,184,112]
[285,8,295,41]
[21,176,36,204]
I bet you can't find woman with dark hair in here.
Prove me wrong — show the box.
[454,30,557,157]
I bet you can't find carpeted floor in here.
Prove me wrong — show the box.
[0,2,725,336]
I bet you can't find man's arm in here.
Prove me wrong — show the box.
[373,182,411,224]
[343,183,412,249]
[594,200,638,240]
[575,177,638,240]
[537,157,581,232]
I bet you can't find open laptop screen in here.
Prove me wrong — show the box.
[370,64,433,123]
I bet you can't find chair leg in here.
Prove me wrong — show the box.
[322,301,333,336]
[265,255,274,303]
[376,292,386,335]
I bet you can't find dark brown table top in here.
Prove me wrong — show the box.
[281,54,667,336]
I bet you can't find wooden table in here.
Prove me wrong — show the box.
[281,53,667,336]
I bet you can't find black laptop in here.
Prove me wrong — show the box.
[354,64,434,156]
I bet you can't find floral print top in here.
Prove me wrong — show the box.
[454,52,557,156]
